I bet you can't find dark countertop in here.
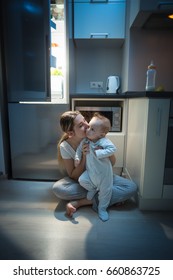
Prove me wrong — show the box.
[124,91,173,98]
[70,91,173,99]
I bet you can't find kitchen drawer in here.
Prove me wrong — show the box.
[107,133,125,167]
[74,2,125,39]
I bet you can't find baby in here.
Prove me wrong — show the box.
[75,113,116,221]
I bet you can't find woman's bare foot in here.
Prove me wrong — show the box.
[66,198,93,217]
[66,201,78,217]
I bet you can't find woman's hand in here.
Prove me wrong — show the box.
[63,157,86,181]
[63,143,88,181]
[62,141,89,181]
[109,154,116,166]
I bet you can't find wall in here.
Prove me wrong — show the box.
[74,46,123,94]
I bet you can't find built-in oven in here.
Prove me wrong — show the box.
[75,106,122,132]
[164,99,173,185]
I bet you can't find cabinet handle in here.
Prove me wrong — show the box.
[90,33,109,38]
[156,107,162,136]
[90,0,108,3]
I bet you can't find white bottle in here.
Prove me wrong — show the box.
[145,61,156,91]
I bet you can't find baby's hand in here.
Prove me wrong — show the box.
[94,145,103,151]
[82,142,89,155]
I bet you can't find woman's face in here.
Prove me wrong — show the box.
[73,114,89,139]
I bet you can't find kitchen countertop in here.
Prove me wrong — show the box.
[70,91,173,99]
[124,91,173,98]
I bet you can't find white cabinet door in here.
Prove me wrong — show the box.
[125,98,148,192]
[142,99,170,199]
[74,1,125,39]
[125,98,170,199]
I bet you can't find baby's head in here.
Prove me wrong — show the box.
[86,113,111,142]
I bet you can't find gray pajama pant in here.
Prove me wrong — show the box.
[78,148,113,212]
[53,174,137,211]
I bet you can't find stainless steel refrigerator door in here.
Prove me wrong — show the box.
[3,0,50,102]
[8,103,69,180]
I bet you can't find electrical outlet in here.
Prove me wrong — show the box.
[90,81,103,88]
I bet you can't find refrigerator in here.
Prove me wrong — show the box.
[2,0,70,180]
[8,103,69,180]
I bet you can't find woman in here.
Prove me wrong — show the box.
[52,111,137,217]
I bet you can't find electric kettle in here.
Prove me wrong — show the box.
[106,76,120,94]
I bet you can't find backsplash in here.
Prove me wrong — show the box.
[74,47,123,94]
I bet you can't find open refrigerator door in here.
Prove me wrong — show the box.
[50,1,67,103]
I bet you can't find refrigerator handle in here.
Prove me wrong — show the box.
[45,34,51,101]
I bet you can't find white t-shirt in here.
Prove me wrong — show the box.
[60,141,75,160]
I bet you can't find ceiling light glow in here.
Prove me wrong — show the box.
[168,14,173,19]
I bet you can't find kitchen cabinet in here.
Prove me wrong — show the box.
[125,97,172,210]
[163,99,173,199]
[74,0,125,40]
[130,0,173,28]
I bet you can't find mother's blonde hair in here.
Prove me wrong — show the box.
[58,111,81,165]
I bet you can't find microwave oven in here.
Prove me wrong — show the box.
[75,106,122,132]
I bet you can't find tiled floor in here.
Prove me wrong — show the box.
[0,179,173,260]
